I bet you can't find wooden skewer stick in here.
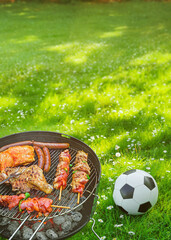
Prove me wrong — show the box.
[51,205,70,209]
[77,193,80,204]
[59,186,62,201]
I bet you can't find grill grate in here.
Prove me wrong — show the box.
[0,145,98,221]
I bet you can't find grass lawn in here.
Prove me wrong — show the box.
[0,0,171,239]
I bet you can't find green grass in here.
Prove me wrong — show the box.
[0,0,171,239]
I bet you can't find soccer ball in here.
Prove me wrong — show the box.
[113,169,158,215]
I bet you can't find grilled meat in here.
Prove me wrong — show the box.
[0,194,25,210]
[0,194,53,216]
[71,151,90,197]
[20,197,53,216]
[74,150,88,165]
[53,149,71,190]
[0,165,53,194]
[72,161,90,175]
[0,145,35,172]
[0,152,13,172]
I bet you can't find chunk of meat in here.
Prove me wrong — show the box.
[0,194,25,210]
[0,165,53,194]
[71,171,89,195]
[0,152,13,172]
[20,197,53,216]
[72,161,90,175]
[0,145,35,172]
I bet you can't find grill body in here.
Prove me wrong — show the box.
[0,131,101,239]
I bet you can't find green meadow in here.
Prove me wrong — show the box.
[0,0,171,239]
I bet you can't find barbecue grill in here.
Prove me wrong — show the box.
[0,131,101,240]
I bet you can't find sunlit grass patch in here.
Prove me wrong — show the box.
[130,51,171,65]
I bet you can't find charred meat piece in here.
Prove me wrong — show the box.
[20,197,53,216]
[0,145,35,172]
[0,194,25,210]
[72,161,90,175]
[71,151,90,197]
[74,151,88,165]
[0,165,53,194]
[53,149,71,190]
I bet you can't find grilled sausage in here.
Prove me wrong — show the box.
[0,141,33,152]
[34,146,45,169]
[43,147,51,173]
[33,141,69,149]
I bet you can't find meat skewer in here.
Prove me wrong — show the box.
[0,194,70,216]
[53,149,71,200]
[71,150,90,204]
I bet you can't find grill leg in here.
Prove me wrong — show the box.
[91,218,101,240]
[9,214,30,240]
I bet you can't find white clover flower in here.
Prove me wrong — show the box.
[116,152,121,157]
[98,219,104,223]
[101,195,108,200]
[160,158,164,161]
[163,150,167,153]
[128,231,135,235]
[114,224,123,228]
[115,145,120,150]
[107,205,114,210]
[100,236,106,240]
[108,177,114,182]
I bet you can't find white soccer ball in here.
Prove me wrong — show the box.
[113,169,158,215]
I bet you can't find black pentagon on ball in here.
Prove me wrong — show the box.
[138,201,152,213]
[120,184,134,199]
[123,169,136,175]
[117,206,128,214]
[144,176,156,190]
